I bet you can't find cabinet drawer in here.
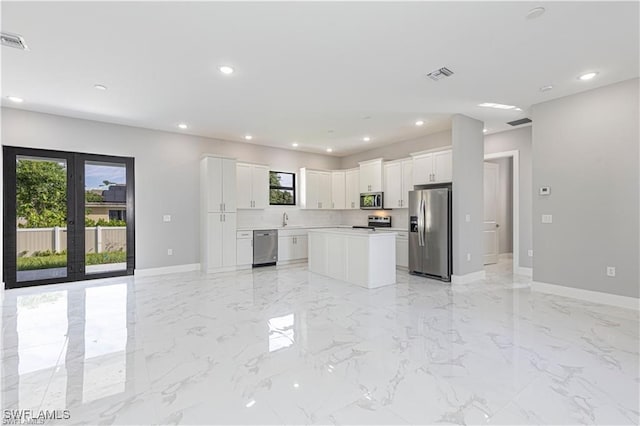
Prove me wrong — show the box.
[237,231,253,239]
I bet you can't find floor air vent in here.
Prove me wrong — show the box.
[427,67,454,81]
[1,32,28,50]
[507,118,532,126]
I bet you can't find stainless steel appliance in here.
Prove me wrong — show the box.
[360,192,383,210]
[352,215,392,230]
[409,187,452,281]
[253,229,278,267]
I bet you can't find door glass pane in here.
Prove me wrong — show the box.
[16,156,68,282]
[84,161,127,274]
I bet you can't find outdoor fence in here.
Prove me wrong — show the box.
[17,227,126,256]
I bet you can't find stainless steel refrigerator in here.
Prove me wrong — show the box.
[408,187,452,281]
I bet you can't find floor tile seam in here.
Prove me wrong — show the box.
[37,336,69,413]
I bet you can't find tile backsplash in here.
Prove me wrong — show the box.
[339,209,409,229]
[237,206,342,229]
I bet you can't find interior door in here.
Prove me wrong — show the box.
[483,162,499,265]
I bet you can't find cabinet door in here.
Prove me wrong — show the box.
[236,163,253,209]
[331,171,346,209]
[278,236,294,261]
[306,171,320,209]
[383,162,402,209]
[294,235,308,259]
[396,236,408,268]
[252,165,269,209]
[412,154,434,185]
[222,213,237,267]
[318,172,332,209]
[359,163,373,193]
[206,213,223,269]
[237,238,253,266]
[345,170,357,209]
[205,157,223,212]
[433,150,452,183]
[401,159,413,208]
[221,159,237,212]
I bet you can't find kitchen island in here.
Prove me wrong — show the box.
[307,228,396,289]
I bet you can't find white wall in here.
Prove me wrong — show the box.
[484,126,533,269]
[531,78,639,298]
[485,157,513,254]
[1,108,341,270]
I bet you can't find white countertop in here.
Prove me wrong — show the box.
[307,228,397,237]
[237,225,408,232]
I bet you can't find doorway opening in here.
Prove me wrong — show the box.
[3,147,135,288]
[483,150,520,275]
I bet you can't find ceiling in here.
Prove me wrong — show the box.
[2,1,638,156]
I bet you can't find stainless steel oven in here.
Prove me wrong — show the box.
[359,192,383,210]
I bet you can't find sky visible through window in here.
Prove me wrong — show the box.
[85,163,126,190]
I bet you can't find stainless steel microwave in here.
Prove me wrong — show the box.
[360,192,383,209]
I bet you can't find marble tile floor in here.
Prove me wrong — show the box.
[1,261,638,425]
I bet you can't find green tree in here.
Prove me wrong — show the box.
[269,172,294,205]
[85,191,103,202]
[16,160,67,228]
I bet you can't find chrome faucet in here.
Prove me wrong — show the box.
[282,212,289,227]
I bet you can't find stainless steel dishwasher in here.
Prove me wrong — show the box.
[253,229,278,267]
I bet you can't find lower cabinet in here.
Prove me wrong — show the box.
[396,232,408,268]
[278,232,308,262]
[236,231,253,267]
[202,212,236,272]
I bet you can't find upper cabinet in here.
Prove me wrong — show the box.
[383,158,413,209]
[201,156,237,212]
[344,168,360,209]
[236,162,269,209]
[411,148,452,185]
[359,158,384,193]
[300,168,332,209]
[331,171,346,210]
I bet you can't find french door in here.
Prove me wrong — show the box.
[3,147,135,288]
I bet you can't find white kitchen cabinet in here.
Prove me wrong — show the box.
[396,232,409,268]
[201,156,237,213]
[359,158,384,193]
[331,171,346,210]
[236,163,269,209]
[411,148,452,185]
[345,168,360,209]
[236,230,253,267]
[300,168,332,209]
[203,212,236,272]
[384,159,413,208]
[278,235,308,262]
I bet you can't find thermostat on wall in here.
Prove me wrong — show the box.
[539,186,551,196]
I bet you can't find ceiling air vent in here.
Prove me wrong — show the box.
[427,67,454,81]
[507,118,532,126]
[1,32,28,50]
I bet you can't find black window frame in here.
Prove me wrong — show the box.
[269,170,296,206]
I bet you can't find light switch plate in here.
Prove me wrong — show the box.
[606,266,616,277]
[528,249,533,257]
[167,248,173,256]
[163,215,171,222]
[465,214,471,223]
[466,253,471,261]
[541,214,553,224]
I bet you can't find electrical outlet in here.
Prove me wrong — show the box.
[465,214,471,223]
[167,248,173,256]
[528,249,533,257]
[541,214,553,224]
[466,253,471,261]
[163,215,172,222]
[606,266,616,277]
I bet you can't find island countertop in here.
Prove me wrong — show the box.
[307,228,397,237]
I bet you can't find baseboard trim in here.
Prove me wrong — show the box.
[532,281,639,310]
[135,263,201,277]
[516,267,533,277]
[452,270,486,285]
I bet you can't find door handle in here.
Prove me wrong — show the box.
[496,223,500,228]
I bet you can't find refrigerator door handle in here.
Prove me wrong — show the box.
[418,198,425,247]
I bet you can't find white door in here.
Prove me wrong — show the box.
[483,162,499,265]
[236,163,253,209]
[252,165,269,209]
[412,154,434,185]
[401,159,413,208]
[318,172,332,209]
[433,150,453,183]
[222,213,237,267]
[206,157,223,212]
[207,213,223,269]
[221,159,237,212]
[331,171,346,209]
[383,162,402,208]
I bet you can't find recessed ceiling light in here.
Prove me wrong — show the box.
[478,102,517,110]
[415,120,424,126]
[326,148,333,153]
[244,135,253,140]
[218,65,234,75]
[514,107,522,112]
[178,123,188,129]
[483,128,489,134]
[363,136,371,142]
[540,85,553,92]
[245,400,256,408]
[526,7,546,20]
[292,142,298,147]
[578,72,598,81]
[94,84,107,91]
[7,96,24,103]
